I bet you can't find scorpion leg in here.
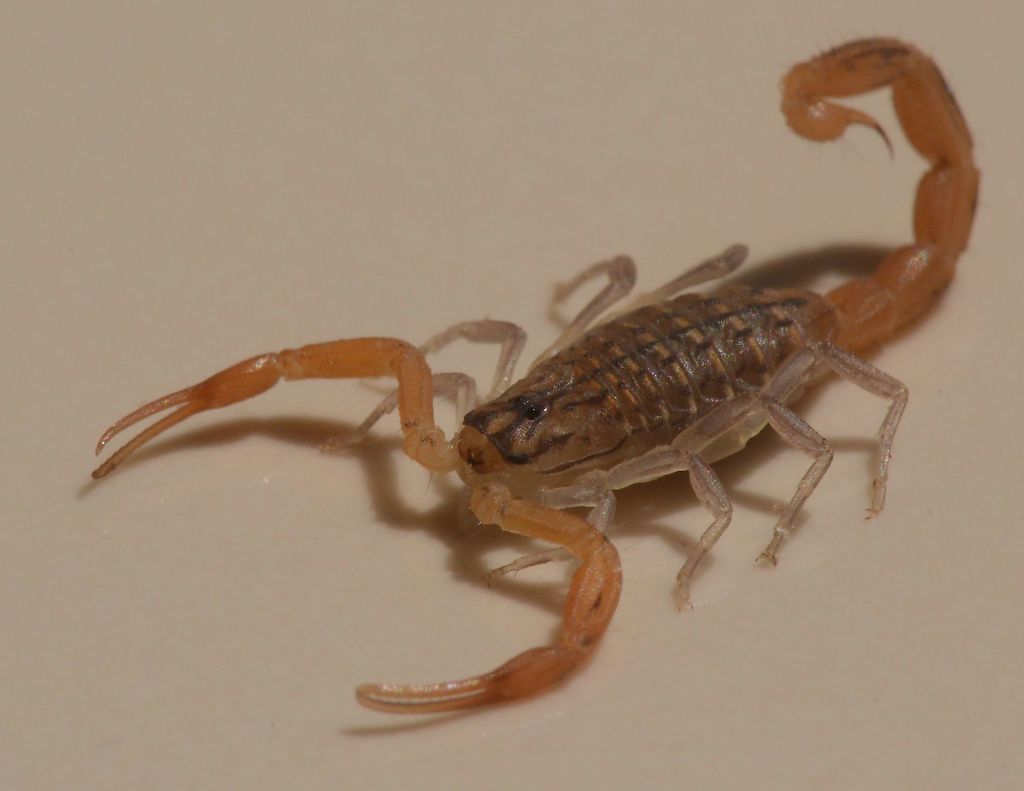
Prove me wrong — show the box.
[783,38,979,353]
[356,482,621,712]
[671,453,731,611]
[813,343,908,516]
[531,254,637,367]
[417,320,527,398]
[750,341,907,561]
[619,243,747,313]
[92,338,459,478]
[323,320,526,450]
[669,339,903,570]
[487,441,730,612]
[544,446,734,611]
[657,349,832,570]
[753,397,833,566]
[532,244,747,367]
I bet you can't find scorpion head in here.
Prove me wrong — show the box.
[457,360,630,478]
[458,392,556,475]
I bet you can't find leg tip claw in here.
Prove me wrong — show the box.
[672,586,694,613]
[756,551,778,568]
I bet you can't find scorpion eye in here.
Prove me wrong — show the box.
[513,396,545,421]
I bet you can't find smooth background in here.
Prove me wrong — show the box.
[3,2,1021,789]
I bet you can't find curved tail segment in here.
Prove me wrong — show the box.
[782,38,980,352]
[356,483,622,713]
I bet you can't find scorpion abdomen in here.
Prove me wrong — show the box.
[554,286,838,447]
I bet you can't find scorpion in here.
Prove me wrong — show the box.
[91,39,978,714]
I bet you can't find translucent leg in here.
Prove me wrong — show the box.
[673,452,732,611]
[667,349,832,570]
[755,396,834,565]
[618,243,747,313]
[485,437,730,611]
[530,244,747,368]
[418,320,527,398]
[336,319,526,448]
[531,255,637,367]
[814,343,908,515]
[533,442,737,611]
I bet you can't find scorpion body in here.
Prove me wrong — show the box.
[465,285,836,482]
[92,39,978,714]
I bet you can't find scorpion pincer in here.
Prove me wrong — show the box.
[91,39,979,713]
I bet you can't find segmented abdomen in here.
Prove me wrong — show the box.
[554,285,837,441]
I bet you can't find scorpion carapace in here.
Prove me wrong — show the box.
[92,39,978,714]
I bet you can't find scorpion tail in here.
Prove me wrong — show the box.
[356,483,622,713]
[781,38,980,353]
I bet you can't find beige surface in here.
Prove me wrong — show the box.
[3,3,1022,789]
